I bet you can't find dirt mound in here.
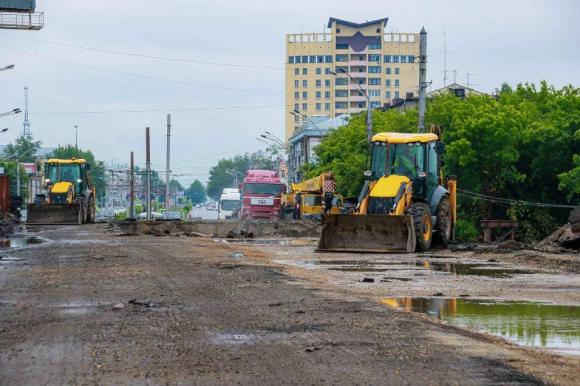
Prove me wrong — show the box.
[536,223,580,252]
[569,207,580,234]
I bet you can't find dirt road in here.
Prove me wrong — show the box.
[0,225,578,385]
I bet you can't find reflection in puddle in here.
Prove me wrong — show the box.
[381,297,580,355]
[222,238,317,246]
[417,260,534,277]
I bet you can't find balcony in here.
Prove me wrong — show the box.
[348,71,367,78]
[0,11,43,30]
[349,95,367,102]
[349,82,367,90]
[348,60,367,66]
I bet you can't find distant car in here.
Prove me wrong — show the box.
[137,211,164,219]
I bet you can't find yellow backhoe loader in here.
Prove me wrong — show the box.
[27,158,97,225]
[317,132,456,253]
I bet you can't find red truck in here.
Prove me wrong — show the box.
[240,170,285,220]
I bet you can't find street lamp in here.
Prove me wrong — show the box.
[0,108,21,118]
[0,64,15,71]
[330,69,373,143]
[1,128,8,133]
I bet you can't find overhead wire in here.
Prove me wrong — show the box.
[29,104,291,115]
[458,189,577,209]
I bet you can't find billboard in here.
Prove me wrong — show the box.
[0,0,36,12]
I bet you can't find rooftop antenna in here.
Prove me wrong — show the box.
[443,26,448,86]
[453,69,457,84]
[467,72,480,89]
[22,86,31,137]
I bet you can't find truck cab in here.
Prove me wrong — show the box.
[240,170,284,220]
[218,188,241,220]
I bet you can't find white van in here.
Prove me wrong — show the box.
[218,188,241,220]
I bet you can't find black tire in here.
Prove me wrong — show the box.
[87,196,96,224]
[410,201,432,251]
[77,204,83,225]
[434,197,451,248]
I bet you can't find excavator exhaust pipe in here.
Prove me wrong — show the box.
[26,203,82,225]
[317,214,416,253]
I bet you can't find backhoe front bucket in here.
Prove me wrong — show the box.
[317,214,416,253]
[27,203,82,225]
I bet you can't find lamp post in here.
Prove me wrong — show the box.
[1,128,8,133]
[330,69,372,143]
[0,64,15,72]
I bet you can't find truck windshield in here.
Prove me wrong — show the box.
[244,183,280,195]
[220,200,240,211]
[47,164,59,182]
[60,164,81,183]
[370,142,387,179]
[388,143,425,179]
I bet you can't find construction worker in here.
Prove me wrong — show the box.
[393,146,416,178]
[323,172,336,215]
[293,192,302,219]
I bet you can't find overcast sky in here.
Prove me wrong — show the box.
[1,0,578,186]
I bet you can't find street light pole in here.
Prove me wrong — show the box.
[74,125,78,149]
[0,64,15,72]
[0,108,21,119]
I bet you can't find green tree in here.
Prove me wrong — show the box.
[48,145,107,203]
[2,134,41,162]
[186,179,206,204]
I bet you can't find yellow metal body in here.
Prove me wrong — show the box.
[47,158,87,164]
[371,132,438,144]
[285,173,342,217]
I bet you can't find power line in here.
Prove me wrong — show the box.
[0,33,285,70]
[0,44,283,96]
[30,104,291,115]
[458,189,577,209]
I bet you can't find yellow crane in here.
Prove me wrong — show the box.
[282,173,343,218]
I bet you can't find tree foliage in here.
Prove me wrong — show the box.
[186,179,206,204]
[2,134,41,162]
[48,145,107,203]
[308,82,580,241]
[207,152,275,200]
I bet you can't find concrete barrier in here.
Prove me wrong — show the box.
[115,219,322,238]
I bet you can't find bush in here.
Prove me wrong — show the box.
[455,218,479,241]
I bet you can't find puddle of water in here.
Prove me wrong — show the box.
[417,261,534,277]
[380,297,580,355]
[223,239,289,245]
[53,302,101,316]
[329,267,389,272]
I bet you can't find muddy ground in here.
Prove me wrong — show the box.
[0,225,578,385]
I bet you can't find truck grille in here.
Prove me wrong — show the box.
[368,197,395,215]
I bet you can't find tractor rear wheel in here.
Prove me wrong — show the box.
[410,202,432,251]
[87,196,96,223]
[434,197,451,248]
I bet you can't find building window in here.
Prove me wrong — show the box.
[325,91,330,98]
[295,80,299,88]
[386,91,391,98]
[336,43,348,49]
[401,55,407,63]
[294,68,299,75]
[386,67,391,75]
[317,55,324,63]
[395,67,400,74]
[302,91,307,98]
[316,91,321,98]
[316,79,321,87]
[325,103,330,111]
[394,91,400,98]
[335,78,348,85]
[368,54,380,62]
[370,101,381,108]
[369,89,380,97]
[316,68,321,75]
[384,55,392,63]
[336,28,341,33]
[302,103,308,110]
[325,68,330,74]
[386,79,391,87]
[335,54,348,62]
[302,80,308,87]
[294,91,299,99]
[368,66,381,73]
[369,78,381,85]
[368,42,381,50]
[325,55,333,63]
[335,90,348,97]
[393,55,400,63]
[325,79,330,87]
[335,101,348,109]
[294,103,299,110]
[302,68,307,75]
[316,103,321,110]
[309,55,316,63]
[408,55,415,63]
[295,56,301,64]
[289,56,294,64]
[394,79,400,87]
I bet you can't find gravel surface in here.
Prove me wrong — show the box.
[0,225,578,385]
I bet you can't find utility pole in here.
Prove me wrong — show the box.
[366,91,372,143]
[417,27,428,133]
[145,127,152,221]
[129,151,135,219]
[164,114,171,217]
[443,26,447,86]
[74,125,78,150]
[16,160,20,197]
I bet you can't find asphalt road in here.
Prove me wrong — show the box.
[0,225,577,385]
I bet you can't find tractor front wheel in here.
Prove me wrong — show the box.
[410,202,432,251]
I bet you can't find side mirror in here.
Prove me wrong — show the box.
[363,170,373,180]
[435,142,445,155]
